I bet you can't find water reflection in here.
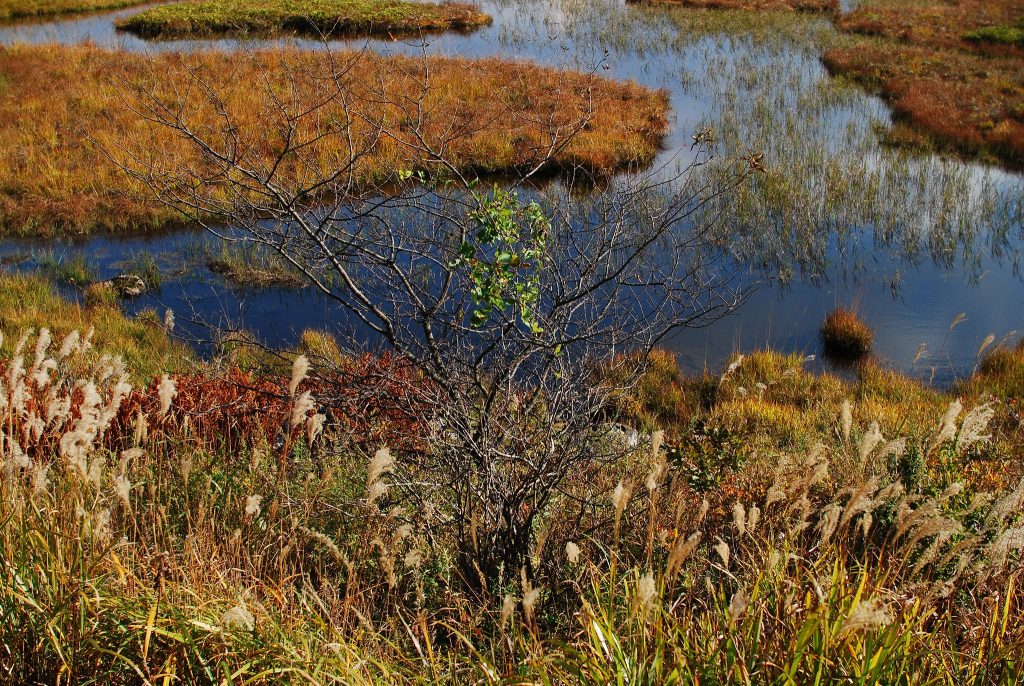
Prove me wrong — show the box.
[0,0,1021,385]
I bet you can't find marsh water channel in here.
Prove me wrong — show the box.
[1,0,1022,385]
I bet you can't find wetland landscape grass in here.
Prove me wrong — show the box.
[0,0,145,20]
[825,0,1024,169]
[117,0,491,39]
[0,43,668,237]
[0,0,1022,683]
[1,323,1023,683]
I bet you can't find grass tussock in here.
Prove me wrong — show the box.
[206,245,306,289]
[825,0,1024,168]
[0,332,1022,683]
[117,0,490,40]
[0,44,669,237]
[820,307,874,360]
[0,0,146,20]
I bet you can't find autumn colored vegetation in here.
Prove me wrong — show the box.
[117,0,490,40]
[627,0,836,13]
[0,0,145,20]
[820,307,874,361]
[2,305,1023,682]
[0,44,669,237]
[825,0,1024,168]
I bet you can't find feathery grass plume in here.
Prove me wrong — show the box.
[635,571,657,614]
[986,480,1024,528]
[220,604,255,632]
[403,548,423,570]
[29,328,51,378]
[977,333,996,361]
[697,498,710,524]
[817,503,842,545]
[297,525,347,562]
[290,390,315,428]
[841,597,892,635]
[612,480,632,539]
[565,541,581,565]
[157,374,176,417]
[958,401,995,451]
[373,537,397,588]
[720,354,745,387]
[666,531,701,579]
[713,537,730,568]
[747,505,760,533]
[132,410,148,446]
[163,308,175,333]
[934,399,963,447]
[113,474,132,509]
[289,354,309,397]
[368,447,395,486]
[244,494,262,517]
[646,433,666,493]
[732,502,747,536]
[987,526,1024,573]
[838,477,878,531]
[840,399,853,442]
[728,589,749,626]
[521,582,542,622]
[858,421,884,463]
[307,412,326,445]
[501,594,517,627]
[55,329,78,359]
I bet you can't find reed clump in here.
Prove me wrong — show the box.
[820,307,874,360]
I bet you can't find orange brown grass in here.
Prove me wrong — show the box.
[823,42,1024,168]
[627,0,836,12]
[820,307,874,360]
[836,0,1024,56]
[0,0,147,20]
[0,44,670,237]
[826,0,1024,168]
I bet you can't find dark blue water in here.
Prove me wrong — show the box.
[0,0,1021,385]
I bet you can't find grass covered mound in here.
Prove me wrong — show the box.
[0,0,146,20]
[0,44,669,237]
[117,0,490,39]
[825,0,1024,169]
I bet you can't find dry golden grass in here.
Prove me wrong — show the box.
[628,0,836,12]
[826,0,1024,168]
[0,44,669,237]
